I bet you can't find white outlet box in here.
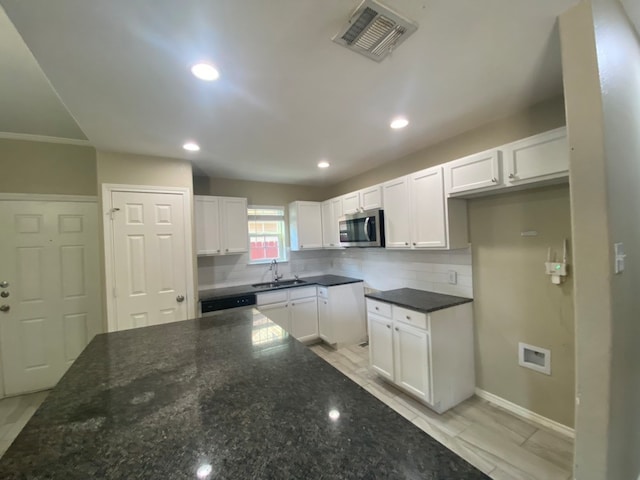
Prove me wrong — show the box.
[448,270,457,285]
[518,342,551,375]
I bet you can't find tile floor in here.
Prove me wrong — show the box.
[309,342,575,480]
[0,345,575,480]
[0,390,48,458]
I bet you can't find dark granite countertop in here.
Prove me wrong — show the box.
[0,310,487,479]
[199,274,363,301]
[366,288,473,313]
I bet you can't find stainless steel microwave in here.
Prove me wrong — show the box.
[339,209,385,247]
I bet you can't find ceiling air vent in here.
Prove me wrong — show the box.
[332,0,418,62]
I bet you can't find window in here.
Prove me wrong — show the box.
[248,206,287,264]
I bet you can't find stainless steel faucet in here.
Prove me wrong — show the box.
[269,259,283,282]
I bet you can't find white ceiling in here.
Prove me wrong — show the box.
[1,0,579,185]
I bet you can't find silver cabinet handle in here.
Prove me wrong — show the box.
[404,242,409,246]
[406,315,411,320]
[216,249,220,253]
[176,295,185,303]
[386,324,391,329]
[0,281,8,288]
[375,306,379,311]
[491,177,497,183]
[0,291,8,298]
[225,248,229,252]
[394,327,399,331]
[509,173,516,179]
[0,305,9,312]
[413,242,416,246]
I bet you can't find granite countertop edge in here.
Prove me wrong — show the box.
[365,288,473,313]
[199,275,363,301]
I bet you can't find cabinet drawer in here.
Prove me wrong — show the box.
[393,305,428,330]
[317,286,328,299]
[366,299,392,318]
[289,286,317,300]
[257,291,288,305]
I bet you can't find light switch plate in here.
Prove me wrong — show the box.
[448,270,457,285]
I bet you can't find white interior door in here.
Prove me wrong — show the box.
[0,199,101,396]
[110,190,190,331]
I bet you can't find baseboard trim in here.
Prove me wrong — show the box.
[475,388,575,439]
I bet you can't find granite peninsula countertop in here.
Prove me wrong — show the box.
[198,274,363,302]
[366,288,473,313]
[0,310,488,479]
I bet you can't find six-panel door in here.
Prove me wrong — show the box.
[0,200,101,396]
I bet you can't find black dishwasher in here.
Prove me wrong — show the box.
[200,294,257,315]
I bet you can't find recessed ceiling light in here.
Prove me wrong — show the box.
[191,63,220,81]
[390,117,409,129]
[318,161,330,169]
[183,142,200,152]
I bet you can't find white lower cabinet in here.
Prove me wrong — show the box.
[317,282,366,347]
[366,298,475,413]
[368,313,394,380]
[289,296,319,342]
[257,286,318,342]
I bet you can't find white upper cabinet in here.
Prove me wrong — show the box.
[195,195,248,255]
[382,177,411,249]
[503,127,568,186]
[444,127,569,197]
[444,149,502,195]
[321,197,343,248]
[289,201,323,251]
[383,168,468,251]
[410,167,447,249]
[221,197,249,254]
[342,185,383,214]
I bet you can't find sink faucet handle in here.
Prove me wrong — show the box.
[294,274,299,280]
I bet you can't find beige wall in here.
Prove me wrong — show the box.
[469,185,574,427]
[326,96,566,198]
[0,138,96,195]
[197,177,328,205]
[561,0,640,478]
[97,151,193,188]
[560,2,610,477]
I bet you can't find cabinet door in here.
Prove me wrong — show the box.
[503,127,568,185]
[382,177,411,249]
[330,197,343,247]
[321,200,335,248]
[317,297,333,344]
[342,192,360,215]
[290,297,319,342]
[368,313,394,381]
[410,167,447,248]
[393,322,431,402]
[221,197,248,254]
[444,149,501,194]
[360,185,382,211]
[291,202,323,250]
[258,302,290,332]
[194,196,222,255]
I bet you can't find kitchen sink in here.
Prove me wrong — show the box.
[251,279,307,289]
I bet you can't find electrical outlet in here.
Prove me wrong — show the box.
[448,270,457,285]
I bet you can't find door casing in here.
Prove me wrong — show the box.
[102,184,196,332]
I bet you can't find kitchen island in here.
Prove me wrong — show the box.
[0,309,488,479]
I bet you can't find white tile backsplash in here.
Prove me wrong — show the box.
[198,247,473,298]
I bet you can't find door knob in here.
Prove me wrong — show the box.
[0,305,9,312]
[176,295,185,303]
[0,291,8,298]
[0,281,8,288]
